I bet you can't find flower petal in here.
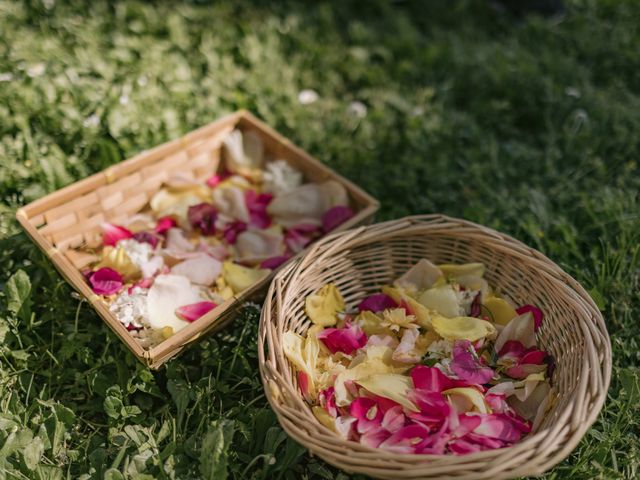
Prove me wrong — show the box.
[349,397,383,434]
[407,390,451,424]
[187,203,218,235]
[378,423,430,454]
[132,231,160,249]
[432,315,496,342]
[451,340,495,385]
[235,229,285,264]
[357,294,398,313]
[222,220,247,244]
[484,296,518,326]
[516,304,544,330]
[260,254,291,270]
[171,254,222,286]
[395,259,444,293]
[285,223,319,253]
[418,285,463,318]
[147,274,202,332]
[305,283,345,327]
[494,311,537,353]
[175,301,217,322]
[89,268,123,295]
[245,190,273,229]
[443,387,490,414]
[357,374,418,412]
[317,322,367,355]
[321,205,354,233]
[411,365,458,392]
[212,186,251,223]
[221,261,269,294]
[101,222,133,246]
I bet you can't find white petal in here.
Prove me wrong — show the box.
[395,259,443,292]
[235,229,285,264]
[140,255,164,278]
[146,274,203,332]
[171,254,222,286]
[267,180,346,227]
[165,228,195,252]
[212,186,250,223]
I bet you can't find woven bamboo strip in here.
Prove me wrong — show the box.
[258,214,611,479]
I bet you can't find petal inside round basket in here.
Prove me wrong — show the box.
[258,215,611,480]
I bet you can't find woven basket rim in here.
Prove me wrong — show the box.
[258,214,612,479]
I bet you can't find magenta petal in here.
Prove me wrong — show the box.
[464,432,507,449]
[381,406,406,433]
[411,366,461,392]
[319,387,337,417]
[357,294,398,313]
[360,426,391,448]
[175,301,217,322]
[472,414,525,443]
[451,414,482,438]
[449,437,485,455]
[498,340,527,359]
[521,349,548,365]
[259,254,291,270]
[407,390,451,424]
[222,221,247,244]
[378,423,431,454]
[350,397,383,434]
[317,322,367,355]
[89,267,123,295]
[155,216,177,235]
[516,304,543,330]
[284,223,319,253]
[101,223,133,246]
[133,231,160,249]
[206,172,231,188]
[298,371,311,402]
[451,340,495,385]
[322,206,355,233]
[188,203,218,235]
[245,190,273,229]
[485,393,509,413]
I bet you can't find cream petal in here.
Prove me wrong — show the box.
[494,311,537,353]
[235,229,285,264]
[394,259,443,292]
[212,186,250,223]
[165,228,195,253]
[171,254,222,286]
[146,274,203,332]
[418,285,463,318]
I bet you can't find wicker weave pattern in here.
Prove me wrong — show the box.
[259,215,611,479]
[16,111,379,368]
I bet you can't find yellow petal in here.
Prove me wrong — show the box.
[381,308,416,329]
[305,284,344,327]
[382,286,431,328]
[355,310,390,336]
[484,296,517,326]
[443,387,490,414]
[161,326,174,339]
[96,246,140,280]
[222,261,269,294]
[150,188,209,221]
[439,263,485,280]
[357,373,418,412]
[312,406,337,432]
[418,285,462,318]
[432,315,496,341]
[283,331,310,374]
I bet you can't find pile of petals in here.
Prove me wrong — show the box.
[283,260,554,455]
[83,128,355,348]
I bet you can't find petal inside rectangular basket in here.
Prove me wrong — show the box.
[16,110,379,368]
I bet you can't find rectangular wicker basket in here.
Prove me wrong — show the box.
[16,110,379,368]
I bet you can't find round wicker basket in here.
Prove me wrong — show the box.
[258,215,611,479]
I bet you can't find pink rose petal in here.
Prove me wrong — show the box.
[449,437,485,455]
[381,405,406,433]
[101,223,133,247]
[319,387,337,417]
[317,322,367,355]
[298,371,312,402]
[206,172,231,188]
[284,223,319,253]
[411,366,463,392]
[407,390,451,425]
[322,205,354,233]
[155,216,177,234]
[133,231,160,249]
[175,301,217,322]
[498,340,527,359]
[222,220,247,244]
[357,294,398,313]
[451,340,495,385]
[378,423,431,454]
[359,426,391,448]
[245,190,273,229]
[259,254,291,270]
[350,397,383,434]
[89,267,123,295]
[516,304,544,330]
[188,203,218,235]
[472,413,528,443]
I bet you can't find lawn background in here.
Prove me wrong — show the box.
[0,0,638,478]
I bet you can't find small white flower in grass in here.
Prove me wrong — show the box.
[0,73,13,82]
[83,114,100,128]
[27,63,46,78]
[119,94,129,105]
[298,89,319,105]
[348,101,367,118]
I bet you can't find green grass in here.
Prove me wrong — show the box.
[0,0,639,478]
